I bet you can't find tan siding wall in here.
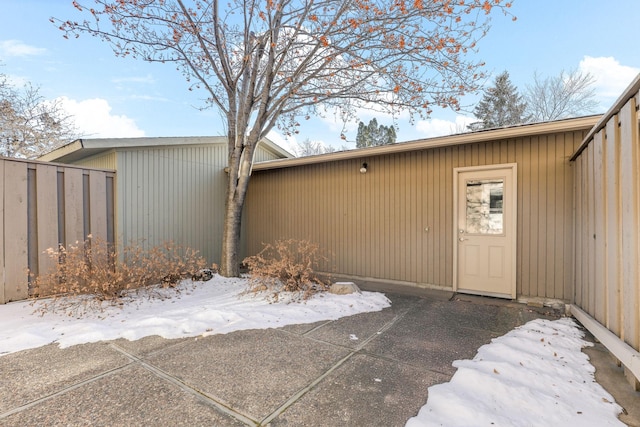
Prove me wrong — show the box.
[245,130,586,300]
[74,151,118,170]
[573,86,640,353]
[115,145,227,265]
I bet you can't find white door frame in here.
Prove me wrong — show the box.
[453,163,517,299]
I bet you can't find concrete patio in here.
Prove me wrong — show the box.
[0,289,638,426]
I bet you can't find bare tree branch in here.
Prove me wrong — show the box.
[55,0,514,275]
[0,70,78,159]
[525,69,599,122]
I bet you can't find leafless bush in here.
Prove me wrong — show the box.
[243,239,330,301]
[30,236,208,316]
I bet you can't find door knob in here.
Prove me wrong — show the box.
[459,237,467,242]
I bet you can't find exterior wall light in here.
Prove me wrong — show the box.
[360,162,368,174]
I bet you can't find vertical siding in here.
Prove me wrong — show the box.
[254,144,286,162]
[76,151,117,170]
[68,141,289,267]
[572,82,640,354]
[116,145,228,265]
[245,129,586,300]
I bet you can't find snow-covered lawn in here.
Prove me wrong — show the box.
[0,276,625,426]
[0,275,390,355]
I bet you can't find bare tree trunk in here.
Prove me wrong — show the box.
[220,137,255,277]
[220,190,243,277]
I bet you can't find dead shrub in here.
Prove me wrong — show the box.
[242,239,330,301]
[30,236,208,316]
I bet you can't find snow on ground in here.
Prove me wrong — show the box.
[0,277,626,426]
[0,275,390,355]
[406,317,625,427]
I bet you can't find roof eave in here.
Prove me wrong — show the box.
[40,135,293,163]
[38,139,85,162]
[253,115,601,171]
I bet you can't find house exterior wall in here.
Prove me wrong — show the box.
[113,144,228,265]
[254,145,285,162]
[64,140,286,266]
[245,128,590,300]
[571,76,640,360]
[74,151,117,170]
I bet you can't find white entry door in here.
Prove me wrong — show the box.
[454,164,517,299]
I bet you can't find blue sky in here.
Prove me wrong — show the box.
[1,1,639,154]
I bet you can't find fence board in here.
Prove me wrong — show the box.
[619,99,639,349]
[604,117,622,334]
[574,146,584,306]
[89,170,108,241]
[588,143,597,314]
[36,164,59,277]
[0,161,4,303]
[593,131,606,324]
[4,162,29,301]
[64,168,84,246]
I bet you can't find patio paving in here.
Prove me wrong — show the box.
[0,288,637,426]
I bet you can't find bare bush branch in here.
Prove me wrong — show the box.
[30,237,209,317]
[243,239,330,301]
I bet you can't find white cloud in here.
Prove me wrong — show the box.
[415,115,475,138]
[0,40,46,57]
[58,97,146,138]
[579,56,639,102]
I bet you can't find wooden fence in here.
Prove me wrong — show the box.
[571,74,640,387]
[0,157,115,303]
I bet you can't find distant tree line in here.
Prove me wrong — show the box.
[470,69,599,130]
[356,118,397,148]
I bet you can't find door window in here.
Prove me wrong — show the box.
[465,179,504,234]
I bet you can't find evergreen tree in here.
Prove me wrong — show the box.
[471,71,527,130]
[356,118,397,148]
[385,126,397,146]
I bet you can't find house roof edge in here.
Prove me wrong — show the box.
[253,115,601,171]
